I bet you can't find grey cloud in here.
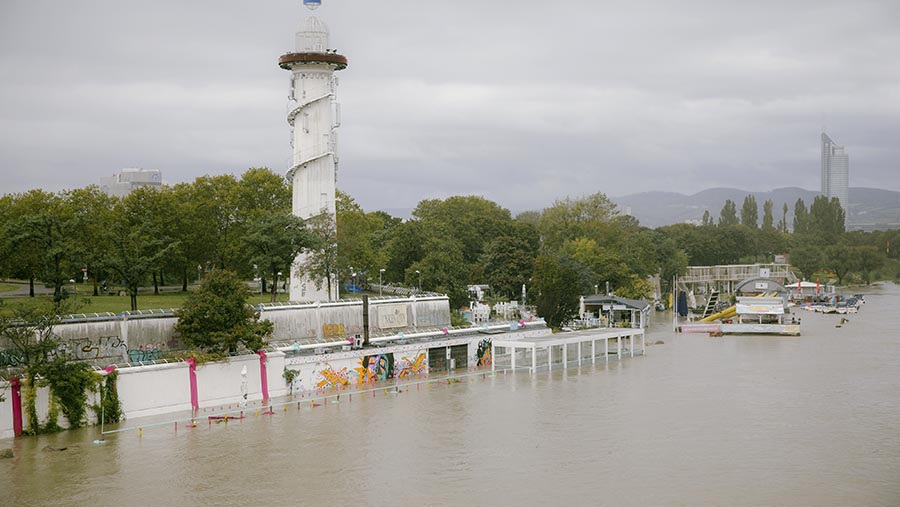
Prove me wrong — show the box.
[1,0,898,215]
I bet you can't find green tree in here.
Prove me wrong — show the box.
[824,244,854,285]
[408,234,470,307]
[175,269,273,354]
[243,212,315,302]
[5,190,75,303]
[561,238,631,291]
[779,202,789,233]
[790,245,821,281]
[532,254,588,328]
[793,198,809,234]
[853,246,884,284]
[762,199,775,232]
[413,195,514,264]
[104,193,178,311]
[64,186,116,296]
[336,191,387,287]
[481,235,537,299]
[740,195,759,229]
[295,213,338,300]
[701,209,714,227]
[718,199,739,226]
[808,195,845,245]
[538,193,620,252]
[0,304,95,430]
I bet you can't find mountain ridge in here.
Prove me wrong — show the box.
[613,187,900,230]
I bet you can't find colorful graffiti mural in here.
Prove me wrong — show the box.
[315,363,352,389]
[354,353,394,384]
[476,338,492,366]
[395,353,427,378]
[128,348,163,362]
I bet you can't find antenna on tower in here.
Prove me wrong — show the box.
[303,0,321,10]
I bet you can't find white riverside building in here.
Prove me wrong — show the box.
[280,13,347,302]
[821,132,849,223]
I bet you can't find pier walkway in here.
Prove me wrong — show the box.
[491,328,644,373]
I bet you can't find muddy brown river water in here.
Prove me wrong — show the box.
[2,283,899,506]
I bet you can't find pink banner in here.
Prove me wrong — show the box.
[186,358,199,414]
[11,377,22,437]
[258,350,269,405]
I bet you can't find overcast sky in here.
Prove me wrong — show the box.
[2,0,899,214]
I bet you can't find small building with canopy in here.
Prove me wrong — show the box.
[579,295,651,329]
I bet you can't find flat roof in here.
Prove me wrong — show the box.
[493,327,642,349]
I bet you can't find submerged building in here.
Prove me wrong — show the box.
[821,132,849,222]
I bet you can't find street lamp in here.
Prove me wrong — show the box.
[275,271,282,301]
[415,270,421,293]
[253,264,263,304]
[197,264,202,284]
[70,278,77,312]
[379,268,385,297]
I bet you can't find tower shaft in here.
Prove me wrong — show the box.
[280,16,347,302]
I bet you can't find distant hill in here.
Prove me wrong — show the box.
[613,187,900,231]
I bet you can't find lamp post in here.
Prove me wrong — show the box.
[415,270,421,294]
[379,268,385,297]
[197,264,202,284]
[274,271,282,302]
[254,264,263,304]
[70,278,77,312]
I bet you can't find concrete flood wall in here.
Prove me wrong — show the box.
[1,384,14,440]
[117,352,287,419]
[1,325,549,440]
[0,296,452,367]
[261,295,451,342]
[0,351,288,438]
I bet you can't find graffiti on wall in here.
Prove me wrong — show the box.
[354,353,394,384]
[127,347,164,362]
[475,338,492,366]
[0,349,26,367]
[395,353,427,378]
[59,335,127,360]
[322,323,346,337]
[316,363,352,389]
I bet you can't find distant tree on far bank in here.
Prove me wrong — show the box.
[741,195,759,229]
[719,199,738,226]
[175,269,272,354]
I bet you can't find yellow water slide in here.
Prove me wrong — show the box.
[699,292,774,323]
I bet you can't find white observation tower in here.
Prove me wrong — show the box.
[279,5,347,302]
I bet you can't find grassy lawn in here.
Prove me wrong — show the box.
[0,291,293,317]
[0,283,19,293]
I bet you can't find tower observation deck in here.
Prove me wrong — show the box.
[280,13,347,302]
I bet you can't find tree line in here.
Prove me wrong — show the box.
[2,170,898,327]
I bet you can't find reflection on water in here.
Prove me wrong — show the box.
[3,284,900,506]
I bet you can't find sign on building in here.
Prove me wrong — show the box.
[378,304,409,329]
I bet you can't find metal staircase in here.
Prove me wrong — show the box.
[701,290,719,319]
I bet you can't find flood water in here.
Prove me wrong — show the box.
[3,283,900,506]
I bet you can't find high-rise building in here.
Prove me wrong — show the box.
[821,132,849,221]
[99,168,162,197]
